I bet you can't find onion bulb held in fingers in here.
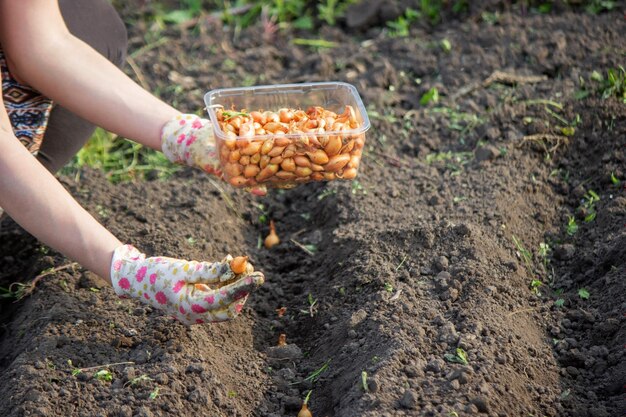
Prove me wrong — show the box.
[230,256,248,274]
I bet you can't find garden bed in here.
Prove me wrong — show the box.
[0,2,624,416]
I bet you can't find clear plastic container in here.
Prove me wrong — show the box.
[204,82,370,188]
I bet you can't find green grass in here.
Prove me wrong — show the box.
[124,0,620,36]
[595,66,626,103]
[62,128,179,183]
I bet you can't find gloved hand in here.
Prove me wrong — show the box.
[110,245,264,325]
[161,113,266,196]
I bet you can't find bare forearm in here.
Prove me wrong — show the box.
[0,133,121,281]
[10,35,177,150]
[0,1,179,150]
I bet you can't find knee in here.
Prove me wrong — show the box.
[59,0,128,68]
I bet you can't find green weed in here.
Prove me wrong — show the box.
[592,66,626,103]
[160,0,202,24]
[304,359,331,383]
[386,8,420,37]
[428,106,484,139]
[585,0,617,14]
[539,242,550,270]
[94,369,113,382]
[361,370,369,391]
[440,38,452,53]
[300,293,319,317]
[395,255,407,271]
[63,128,179,183]
[149,387,160,400]
[580,189,600,222]
[566,216,579,236]
[292,38,337,49]
[317,187,337,201]
[610,172,621,186]
[578,288,590,300]
[125,374,153,387]
[420,87,439,106]
[444,348,468,365]
[481,11,501,24]
[351,180,367,195]
[317,0,354,25]
[424,151,473,175]
[530,279,543,296]
[512,235,533,271]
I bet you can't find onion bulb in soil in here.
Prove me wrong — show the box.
[264,220,280,249]
[297,403,312,417]
[230,256,248,274]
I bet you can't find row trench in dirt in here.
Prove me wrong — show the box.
[1,3,624,417]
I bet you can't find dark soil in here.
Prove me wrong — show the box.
[1,3,624,417]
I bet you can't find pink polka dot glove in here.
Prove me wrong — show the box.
[110,245,265,325]
[161,114,266,196]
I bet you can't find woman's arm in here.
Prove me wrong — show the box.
[0,101,121,281]
[0,0,179,150]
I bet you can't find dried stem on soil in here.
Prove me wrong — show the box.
[518,134,570,154]
[290,238,315,256]
[10,262,80,300]
[73,361,135,373]
[452,70,547,101]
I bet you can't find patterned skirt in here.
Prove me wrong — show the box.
[1,47,52,154]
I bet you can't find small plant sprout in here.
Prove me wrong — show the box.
[351,180,367,195]
[386,8,419,37]
[125,374,153,387]
[384,282,394,293]
[302,359,331,384]
[610,172,621,186]
[94,369,113,382]
[227,390,237,398]
[420,87,439,106]
[444,348,469,365]
[300,293,319,317]
[539,242,551,270]
[554,298,565,308]
[596,66,626,102]
[580,189,600,223]
[317,187,337,201]
[512,235,533,271]
[566,216,579,236]
[149,387,160,400]
[361,370,369,391]
[441,38,452,53]
[298,390,313,417]
[578,288,590,300]
[530,279,543,296]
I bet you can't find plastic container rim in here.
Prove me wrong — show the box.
[204,81,371,140]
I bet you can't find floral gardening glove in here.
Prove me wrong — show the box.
[110,245,264,325]
[161,114,266,195]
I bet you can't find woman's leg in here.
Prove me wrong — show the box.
[36,0,128,173]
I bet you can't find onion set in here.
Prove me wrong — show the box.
[216,105,364,187]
